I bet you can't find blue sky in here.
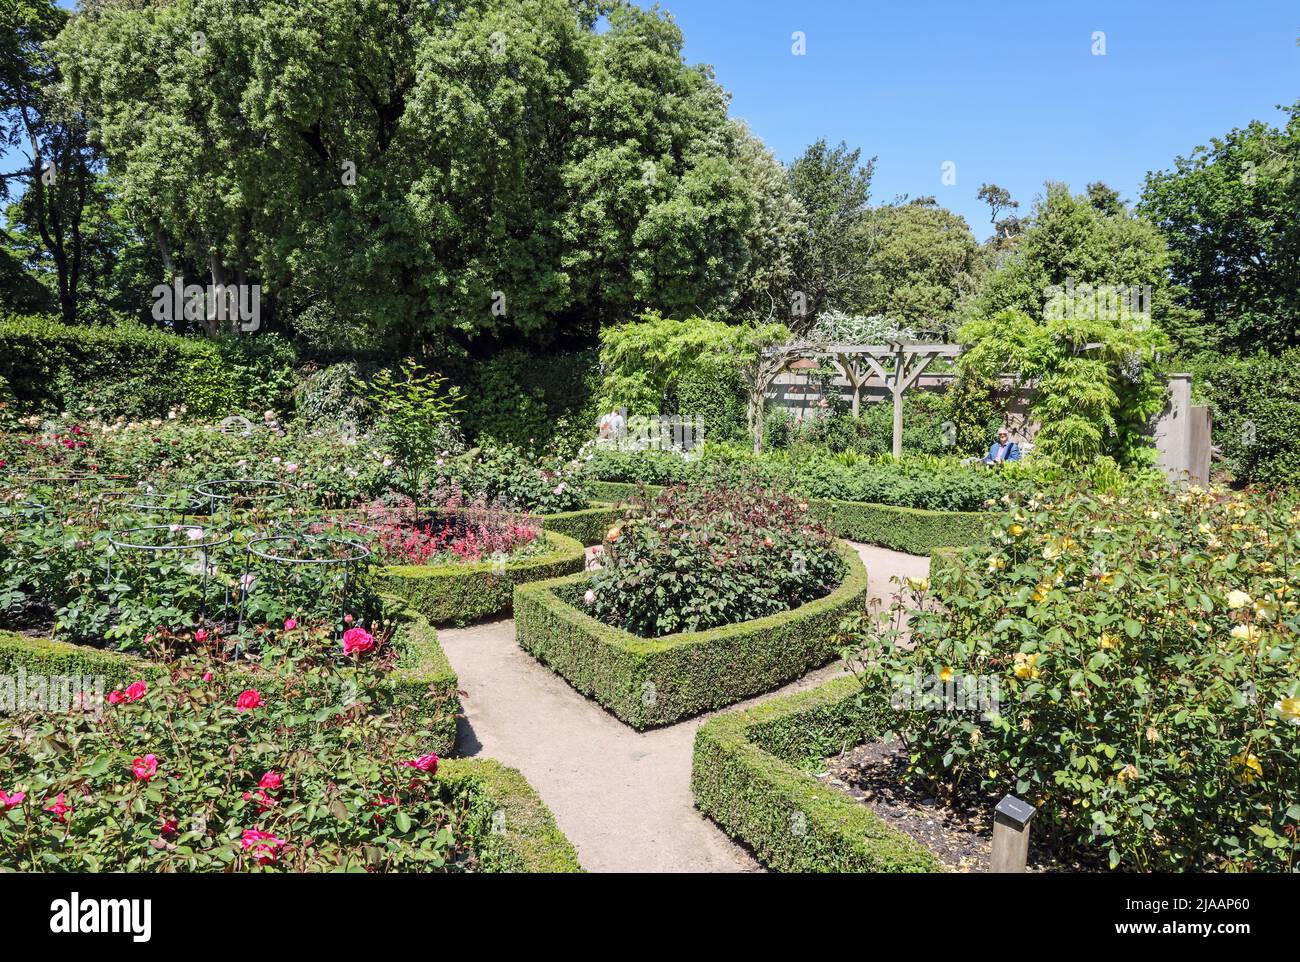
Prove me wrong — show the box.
[650,0,1300,237]
[9,1,1299,240]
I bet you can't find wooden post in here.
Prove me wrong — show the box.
[990,794,1036,872]
[892,345,904,459]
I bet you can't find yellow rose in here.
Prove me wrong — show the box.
[1276,697,1300,726]
[987,556,1007,573]
[939,666,955,683]
[1231,751,1263,785]
[605,526,622,543]
[1098,632,1121,650]
[1226,589,1252,610]
[1008,523,1024,537]
[1230,624,1260,644]
[906,577,930,592]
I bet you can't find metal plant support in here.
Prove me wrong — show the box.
[237,534,372,639]
[193,478,291,521]
[106,525,233,625]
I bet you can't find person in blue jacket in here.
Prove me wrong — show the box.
[982,427,1021,465]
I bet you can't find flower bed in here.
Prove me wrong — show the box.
[0,636,579,872]
[0,598,461,756]
[587,481,991,555]
[844,483,1300,872]
[690,675,942,872]
[380,528,586,626]
[513,540,868,729]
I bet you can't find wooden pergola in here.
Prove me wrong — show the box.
[761,341,965,457]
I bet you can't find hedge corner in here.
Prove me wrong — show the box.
[691,674,942,873]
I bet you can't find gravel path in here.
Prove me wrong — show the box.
[438,542,929,873]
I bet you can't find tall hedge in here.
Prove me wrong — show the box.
[1186,349,1300,487]
[0,314,297,420]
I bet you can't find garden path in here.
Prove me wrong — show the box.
[437,542,929,873]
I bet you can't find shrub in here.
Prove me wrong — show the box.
[355,361,463,496]
[585,485,844,638]
[841,482,1300,871]
[691,675,943,872]
[453,349,601,458]
[1186,349,1300,488]
[0,314,296,420]
[446,443,591,514]
[514,541,868,728]
[584,445,1017,512]
[0,635,465,871]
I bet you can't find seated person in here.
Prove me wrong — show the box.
[982,427,1021,465]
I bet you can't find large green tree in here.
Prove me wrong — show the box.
[0,0,109,325]
[856,197,982,335]
[1139,106,1300,353]
[56,0,758,351]
[785,138,874,325]
[970,181,1195,341]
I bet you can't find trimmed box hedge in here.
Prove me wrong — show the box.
[438,758,583,873]
[0,597,461,756]
[380,528,586,626]
[809,499,990,555]
[586,480,989,555]
[691,674,942,872]
[537,502,623,546]
[513,541,869,729]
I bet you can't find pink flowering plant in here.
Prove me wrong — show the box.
[0,654,471,872]
[326,493,543,568]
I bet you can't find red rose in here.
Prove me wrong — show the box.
[235,689,263,712]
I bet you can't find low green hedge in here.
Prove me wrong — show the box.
[0,598,461,756]
[537,502,622,547]
[0,313,296,420]
[810,499,991,555]
[691,674,942,872]
[513,541,869,729]
[438,758,584,873]
[379,529,586,626]
[586,480,989,555]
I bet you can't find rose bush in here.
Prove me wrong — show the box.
[582,484,844,637]
[0,649,471,871]
[841,482,1300,871]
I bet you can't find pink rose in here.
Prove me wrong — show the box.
[194,628,208,643]
[242,789,277,813]
[241,828,285,865]
[45,793,73,823]
[0,791,25,810]
[402,753,439,774]
[159,816,178,836]
[258,771,284,791]
[107,690,124,705]
[132,754,158,781]
[342,626,374,657]
[283,618,297,631]
[236,689,263,712]
[124,680,148,702]
[202,670,213,681]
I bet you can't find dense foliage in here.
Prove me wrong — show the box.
[1141,105,1300,353]
[843,483,1300,871]
[586,446,1017,512]
[583,485,844,638]
[1186,349,1300,488]
[0,625,469,872]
